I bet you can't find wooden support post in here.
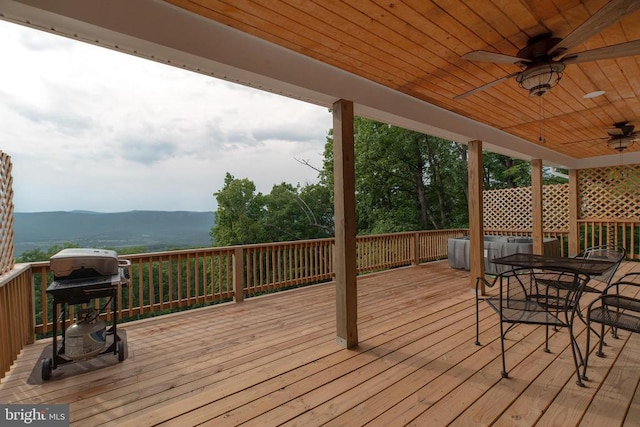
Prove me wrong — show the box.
[531,159,544,255]
[568,169,579,256]
[413,232,420,265]
[333,99,358,348]
[467,140,484,292]
[233,247,245,303]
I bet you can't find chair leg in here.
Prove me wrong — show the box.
[582,319,592,381]
[475,296,481,346]
[576,301,605,346]
[612,283,620,339]
[571,332,586,388]
[565,322,586,387]
[499,321,508,378]
[544,324,551,353]
[597,322,606,357]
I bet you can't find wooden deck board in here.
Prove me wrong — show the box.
[580,332,640,426]
[1,260,639,426]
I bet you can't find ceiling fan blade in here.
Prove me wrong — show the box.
[461,50,528,65]
[608,128,626,136]
[549,0,640,58]
[606,123,634,136]
[562,39,640,63]
[453,72,520,100]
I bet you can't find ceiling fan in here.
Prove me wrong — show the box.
[454,0,640,99]
[602,122,639,151]
[564,122,639,152]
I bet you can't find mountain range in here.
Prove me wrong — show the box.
[13,210,215,256]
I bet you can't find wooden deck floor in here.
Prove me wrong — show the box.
[2,260,640,426]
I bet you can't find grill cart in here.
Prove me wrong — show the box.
[42,248,130,381]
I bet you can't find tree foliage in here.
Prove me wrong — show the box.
[211,173,265,246]
[262,182,333,241]
[211,173,333,246]
[324,117,477,232]
[483,152,531,189]
[17,243,82,263]
[212,117,563,243]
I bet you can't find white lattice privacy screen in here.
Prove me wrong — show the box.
[0,151,15,274]
[483,183,570,232]
[483,164,640,232]
[579,165,640,219]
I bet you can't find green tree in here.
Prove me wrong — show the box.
[211,173,265,246]
[212,119,564,244]
[483,152,531,189]
[17,242,81,263]
[324,117,470,233]
[211,174,334,246]
[298,182,334,236]
[262,182,333,241]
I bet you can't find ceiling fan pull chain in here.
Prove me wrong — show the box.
[539,96,546,144]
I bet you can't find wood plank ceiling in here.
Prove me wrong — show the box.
[165,0,640,160]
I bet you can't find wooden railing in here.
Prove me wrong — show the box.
[485,220,640,259]
[0,227,492,380]
[243,239,334,296]
[25,229,465,336]
[578,219,640,259]
[0,264,34,380]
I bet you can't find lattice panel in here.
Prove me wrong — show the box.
[0,152,14,274]
[543,184,570,231]
[579,165,640,219]
[484,186,532,230]
[483,184,569,231]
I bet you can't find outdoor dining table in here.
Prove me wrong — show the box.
[491,253,616,277]
[485,252,618,387]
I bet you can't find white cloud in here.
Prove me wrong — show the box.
[0,20,332,212]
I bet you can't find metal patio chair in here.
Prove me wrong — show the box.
[574,245,626,337]
[476,266,591,387]
[574,245,626,291]
[582,272,640,381]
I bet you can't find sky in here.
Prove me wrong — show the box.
[0,20,333,213]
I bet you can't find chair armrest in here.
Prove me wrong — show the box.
[588,278,640,315]
[618,272,640,282]
[587,279,640,334]
[476,276,495,296]
[601,277,640,295]
[600,294,640,312]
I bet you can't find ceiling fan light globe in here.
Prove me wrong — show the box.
[528,84,551,97]
[517,63,564,96]
[607,137,634,152]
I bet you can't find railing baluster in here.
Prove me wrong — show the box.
[14,224,639,360]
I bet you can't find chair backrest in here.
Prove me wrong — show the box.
[530,268,590,312]
[574,245,626,285]
[498,267,589,314]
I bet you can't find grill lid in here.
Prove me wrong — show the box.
[50,248,120,279]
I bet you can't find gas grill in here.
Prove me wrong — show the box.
[42,248,131,381]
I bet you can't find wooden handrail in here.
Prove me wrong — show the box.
[25,230,466,336]
[7,223,638,381]
[0,264,34,381]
